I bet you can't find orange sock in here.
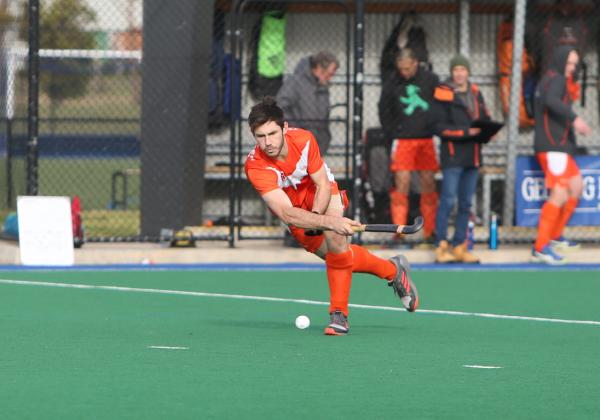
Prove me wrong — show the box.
[534,202,561,251]
[350,244,396,280]
[390,190,408,226]
[420,191,438,237]
[325,250,353,316]
[551,197,578,240]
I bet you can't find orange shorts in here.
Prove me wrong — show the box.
[536,152,580,189]
[288,190,349,253]
[390,138,439,172]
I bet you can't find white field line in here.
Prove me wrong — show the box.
[463,365,503,369]
[147,346,189,350]
[1,278,600,327]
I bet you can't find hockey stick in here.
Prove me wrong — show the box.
[352,216,424,235]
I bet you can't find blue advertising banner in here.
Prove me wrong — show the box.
[515,155,600,226]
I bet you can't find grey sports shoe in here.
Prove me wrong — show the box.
[388,255,419,312]
[324,310,349,336]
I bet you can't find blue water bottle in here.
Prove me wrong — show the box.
[467,220,475,251]
[489,213,498,250]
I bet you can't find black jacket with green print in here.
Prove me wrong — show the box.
[378,65,439,143]
[432,81,491,168]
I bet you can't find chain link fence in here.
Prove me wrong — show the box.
[1,0,599,247]
[1,1,27,219]
[1,0,144,241]
[360,0,600,246]
[226,1,353,243]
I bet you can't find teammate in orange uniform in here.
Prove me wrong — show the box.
[244,97,419,335]
[531,45,591,264]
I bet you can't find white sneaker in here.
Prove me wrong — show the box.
[550,237,581,252]
[531,246,567,265]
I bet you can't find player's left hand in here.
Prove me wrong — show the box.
[327,216,362,236]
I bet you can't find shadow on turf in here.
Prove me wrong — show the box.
[208,319,299,330]
[207,318,409,333]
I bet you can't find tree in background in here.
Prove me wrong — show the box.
[19,0,97,118]
[39,0,96,111]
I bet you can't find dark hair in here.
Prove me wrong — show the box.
[309,51,339,70]
[395,48,417,62]
[248,96,285,133]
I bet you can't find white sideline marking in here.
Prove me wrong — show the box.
[1,278,600,327]
[147,346,189,350]
[463,365,503,369]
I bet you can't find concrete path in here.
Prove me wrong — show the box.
[1,239,598,266]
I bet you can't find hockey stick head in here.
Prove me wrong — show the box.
[399,216,424,234]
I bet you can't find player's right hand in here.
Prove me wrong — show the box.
[574,117,591,136]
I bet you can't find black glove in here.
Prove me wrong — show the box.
[305,211,324,237]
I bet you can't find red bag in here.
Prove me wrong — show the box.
[71,195,84,248]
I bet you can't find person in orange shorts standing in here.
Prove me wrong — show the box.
[531,45,591,264]
[244,97,419,335]
[378,48,440,242]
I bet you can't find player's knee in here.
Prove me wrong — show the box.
[324,232,349,254]
[394,172,411,191]
[570,178,584,197]
[549,187,569,206]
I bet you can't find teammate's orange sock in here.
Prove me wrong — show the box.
[420,191,439,237]
[349,244,396,280]
[551,197,578,240]
[390,190,409,226]
[325,249,353,316]
[534,202,561,252]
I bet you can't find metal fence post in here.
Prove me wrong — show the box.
[458,0,470,57]
[502,0,527,227]
[27,0,40,196]
[352,0,364,224]
[5,33,17,207]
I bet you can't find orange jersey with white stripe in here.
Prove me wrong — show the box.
[244,127,338,208]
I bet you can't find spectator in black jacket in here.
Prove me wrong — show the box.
[431,55,491,264]
[378,48,440,241]
[531,45,591,265]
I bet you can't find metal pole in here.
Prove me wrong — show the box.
[352,0,364,225]
[228,0,241,248]
[502,0,527,227]
[5,118,13,207]
[458,0,470,57]
[344,9,351,191]
[5,32,17,207]
[26,0,40,196]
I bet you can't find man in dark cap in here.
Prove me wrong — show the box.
[378,48,440,243]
